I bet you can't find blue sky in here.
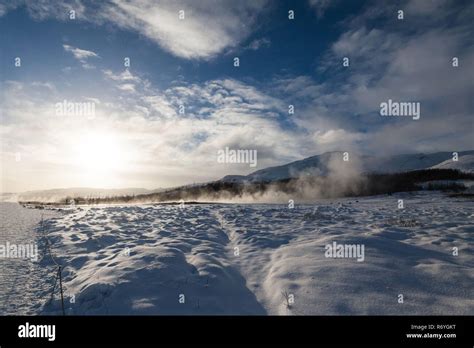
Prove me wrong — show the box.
[0,1,358,82]
[0,0,473,191]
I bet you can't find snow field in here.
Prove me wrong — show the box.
[38,192,473,315]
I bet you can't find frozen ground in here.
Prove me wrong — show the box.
[8,192,474,315]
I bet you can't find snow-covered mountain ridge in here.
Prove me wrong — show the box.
[221,150,474,183]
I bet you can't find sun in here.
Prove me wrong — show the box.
[73,131,125,187]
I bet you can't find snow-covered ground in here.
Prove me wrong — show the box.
[0,203,58,315]
[8,192,474,315]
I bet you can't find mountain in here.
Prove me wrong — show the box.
[221,151,340,183]
[9,151,474,204]
[221,150,474,183]
[429,154,474,172]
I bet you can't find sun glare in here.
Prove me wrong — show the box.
[73,131,125,187]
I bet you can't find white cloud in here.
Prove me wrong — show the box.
[313,0,474,155]
[117,84,136,93]
[0,0,85,19]
[63,44,99,69]
[247,37,271,50]
[103,69,140,82]
[312,129,367,154]
[308,0,335,18]
[103,69,144,93]
[142,95,177,119]
[63,44,98,60]
[0,76,307,191]
[405,0,449,15]
[2,0,473,191]
[100,0,269,60]
[2,0,269,60]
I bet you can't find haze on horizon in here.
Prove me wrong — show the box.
[1,0,473,193]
